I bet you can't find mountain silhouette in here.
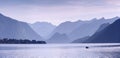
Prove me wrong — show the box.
[47,17,119,43]
[72,36,90,43]
[30,22,56,39]
[0,13,43,40]
[47,32,69,43]
[84,18,120,43]
[72,23,110,43]
[49,21,83,36]
[69,17,119,40]
[96,23,110,32]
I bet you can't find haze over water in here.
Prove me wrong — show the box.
[0,44,120,58]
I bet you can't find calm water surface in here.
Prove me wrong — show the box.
[0,43,120,58]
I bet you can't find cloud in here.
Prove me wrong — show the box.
[0,0,105,7]
[0,0,120,25]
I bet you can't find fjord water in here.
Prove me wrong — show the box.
[0,44,120,58]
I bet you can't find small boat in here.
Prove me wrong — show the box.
[85,46,89,49]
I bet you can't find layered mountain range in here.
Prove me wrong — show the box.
[30,22,56,39]
[84,18,120,43]
[0,13,120,43]
[45,17,119,43]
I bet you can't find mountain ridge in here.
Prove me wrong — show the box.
[84,18,120,43]
[0,13,43,40]
[30,22,56,39]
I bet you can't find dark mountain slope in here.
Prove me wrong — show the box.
[84,19,120,43]
[70,17,118,40]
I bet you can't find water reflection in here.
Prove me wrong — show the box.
[0,44,120,58]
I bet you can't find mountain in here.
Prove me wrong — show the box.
[48,20,88,39]
[69,17,119,40]
[50,21,83,34]
[0,13,43,40]
[72,36,90,43]
[72,23,110,43]
[47,17,118,43]
[47,33,69,43]
[96,23,110,32]
[84,18,120,43]
[30,22,56,38]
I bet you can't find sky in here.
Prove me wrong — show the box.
[0,0,120,25]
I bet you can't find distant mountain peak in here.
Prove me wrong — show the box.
[33,22,56,26]
[115,16,119,18]
[30,22,56,38]
[91,18,98,21]
[92,18,98,20]
[47,32,69,43]
[75,20,83,22]
[34,22,50,24]
[99,17,105,20]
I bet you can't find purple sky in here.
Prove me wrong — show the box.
[0,0,120,25]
